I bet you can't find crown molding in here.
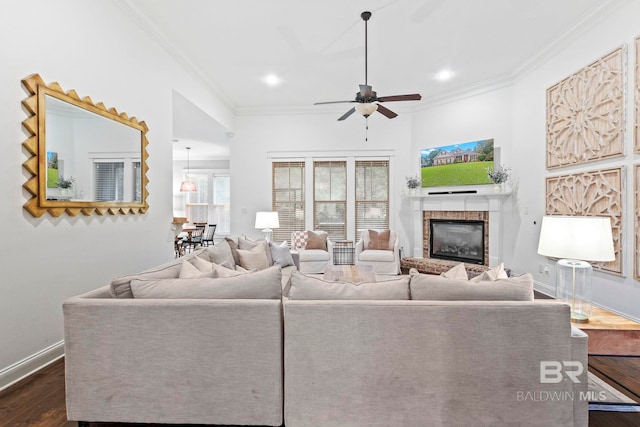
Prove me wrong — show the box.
[112,0,236,112]
[511,0,630,80]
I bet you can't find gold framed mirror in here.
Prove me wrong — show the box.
[22,74,149,217]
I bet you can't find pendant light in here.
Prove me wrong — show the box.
[179,147,197,192]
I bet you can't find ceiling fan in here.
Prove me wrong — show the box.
[314,11,422,121]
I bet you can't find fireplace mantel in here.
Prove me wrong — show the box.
[408,190,512,267]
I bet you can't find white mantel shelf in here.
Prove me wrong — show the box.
[407,190,512,267]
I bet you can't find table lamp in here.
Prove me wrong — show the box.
[537,215,615,323]
[255,211,279,242]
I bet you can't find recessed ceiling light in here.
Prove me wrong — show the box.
[263,74,282,86]
[435,69,453,81]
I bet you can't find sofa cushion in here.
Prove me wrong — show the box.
[206,239,236,268]
[409,271,534,301]
[109,248,207,298]
[298,249,331,262]
[441,262,469,280]
[289,271,410,300]
[269,241,295,268]
[358,249,395,262]
[130,266,283,299]
[237,241,271,270]
[305,231,327,250]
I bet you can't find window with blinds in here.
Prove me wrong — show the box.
[355,160,389,235]
[314,161,347,240]
[133,161,141,202]
[95,162,124,201]
[272,162,305,243]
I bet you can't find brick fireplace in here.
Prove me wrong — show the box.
[408,191,510,267]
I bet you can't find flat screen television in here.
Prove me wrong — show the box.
[421,138,494,188]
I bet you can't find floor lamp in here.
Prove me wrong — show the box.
[255,211,279,242]
[537,216,615,323]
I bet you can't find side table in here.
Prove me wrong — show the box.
[575,306,640,356]
[333,240,354,265]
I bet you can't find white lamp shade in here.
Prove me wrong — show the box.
[537,216,615,262]
[355,103,378,117]
[255,211,280,229]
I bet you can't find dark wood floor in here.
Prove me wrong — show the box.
[1,356,639,427]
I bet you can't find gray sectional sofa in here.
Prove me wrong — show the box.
[63,240,587,427]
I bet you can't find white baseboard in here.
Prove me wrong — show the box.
[534,280,555,298]
[0,341,64,392]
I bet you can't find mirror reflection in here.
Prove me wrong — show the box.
[45,95,142,202]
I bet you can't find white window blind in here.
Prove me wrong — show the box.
[272,162,305,243]
[95,162,124,201]
[355,160,389,234]
[314,161,347,240]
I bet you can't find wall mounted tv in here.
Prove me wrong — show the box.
[421,138,494,188]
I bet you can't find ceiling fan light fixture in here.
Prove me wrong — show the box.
[355,102,378,117]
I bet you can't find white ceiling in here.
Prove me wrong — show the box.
[123,0,611,158]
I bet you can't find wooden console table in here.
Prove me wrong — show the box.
[577,306,640,356]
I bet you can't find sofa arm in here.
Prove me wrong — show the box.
[64,297,283,426]
[570,325,588,427]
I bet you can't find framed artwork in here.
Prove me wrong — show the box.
[546,167,624,275]
[420,138,494,187]
[546,46,625,169]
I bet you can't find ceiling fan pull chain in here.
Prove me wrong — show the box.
[365,117,369,142]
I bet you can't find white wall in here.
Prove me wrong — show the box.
[511,1,640,320]
[0,0,232,388]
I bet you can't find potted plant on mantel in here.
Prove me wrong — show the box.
[486,165,511,193]
[405,175,421,196]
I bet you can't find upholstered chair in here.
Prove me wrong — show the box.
[355,229,400,275]
[290,230,333,273]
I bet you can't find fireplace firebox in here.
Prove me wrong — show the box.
[429,219,485,265]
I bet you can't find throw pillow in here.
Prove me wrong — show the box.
[367,229,391,250]
[206,240,236,268]
[130,266,282,299]
[305,231,327,250]
[237,242,271,270]
[224,237,242,266]
[269,241,295,267]
[238,235,273,265]
[410,272,533,301]
[441,263,469,280]
[213,262,245,278]
[288,270,410,300]
[179,259,217,279]
[469,262,509,283]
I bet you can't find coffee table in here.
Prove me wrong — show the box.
[323,264,376,282]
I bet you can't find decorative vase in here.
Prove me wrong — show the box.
[493,183,503,193]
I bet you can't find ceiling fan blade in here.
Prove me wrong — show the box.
[359,84,373,98]
[314,100,355,105]
[376,104,398,119]
[377,94,422,102]
[338,107,356,121]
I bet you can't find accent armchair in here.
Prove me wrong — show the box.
[355,229,400,275]
[290,230,333,273]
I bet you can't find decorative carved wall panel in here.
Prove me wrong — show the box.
[546,47,625,169]
[635,37,639,153]
[635,165,640,280]
[546,167,623,275]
